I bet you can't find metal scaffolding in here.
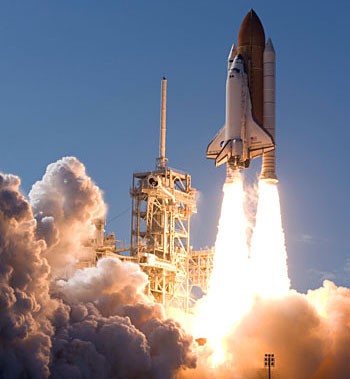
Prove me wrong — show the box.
[130,167,196,310]
[189,248,215,294]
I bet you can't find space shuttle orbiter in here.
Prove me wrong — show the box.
[207,10,277,181]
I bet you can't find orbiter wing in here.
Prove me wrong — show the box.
[215,140,233,167]
[206,126,225,159]
[245,92,275,159]
[247,116,275,158]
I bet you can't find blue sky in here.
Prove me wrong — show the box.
[0,0,349,292]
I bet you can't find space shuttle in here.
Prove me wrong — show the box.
[207,10,277,181]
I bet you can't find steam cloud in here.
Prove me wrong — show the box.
[0,157,196,379]
[29,157,107,275]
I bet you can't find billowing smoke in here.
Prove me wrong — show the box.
[29,157,106,275]
[0,172,56,378]
[0,157,196,379]
[51,257,196,379]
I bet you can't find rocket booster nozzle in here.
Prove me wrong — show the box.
[226,164,241,183]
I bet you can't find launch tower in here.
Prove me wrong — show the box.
[130,79,197,310]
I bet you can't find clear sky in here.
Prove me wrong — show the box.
[0,0,349,292]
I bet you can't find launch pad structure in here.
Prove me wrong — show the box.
[130,167,196,310]
[129,78,209,310]
[92,78,214,311]
[188,248,214,294]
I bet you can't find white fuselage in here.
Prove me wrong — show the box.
[225,55,246,157]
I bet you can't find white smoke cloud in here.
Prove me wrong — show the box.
[0,157,196,379]
[29,156,107,275]
[0,172,56,378]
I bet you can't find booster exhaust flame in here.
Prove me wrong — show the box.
[250,179,290,297]
[194,175,290,367]
[195,173,252,366]
[186,174,350,379]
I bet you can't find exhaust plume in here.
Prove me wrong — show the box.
[194,174,252,366]
[184,177,350,379]
[250,180,290,297]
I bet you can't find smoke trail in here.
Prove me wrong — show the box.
[0,157,196,379]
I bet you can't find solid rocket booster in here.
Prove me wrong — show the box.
[261,39,277,181]
[206,10,277,179]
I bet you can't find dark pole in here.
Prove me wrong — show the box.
[264,353,275,379]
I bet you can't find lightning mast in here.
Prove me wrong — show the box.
[157,78,168,169]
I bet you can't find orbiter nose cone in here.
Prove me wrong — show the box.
[238,9,265,48]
